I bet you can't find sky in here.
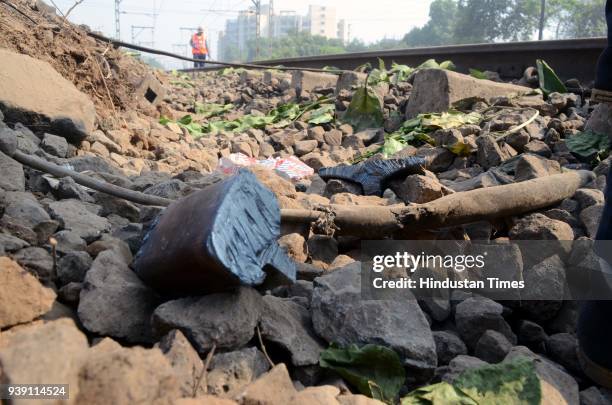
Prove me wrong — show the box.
[50,0,434,68]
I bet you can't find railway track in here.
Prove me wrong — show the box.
[194,38,607,84]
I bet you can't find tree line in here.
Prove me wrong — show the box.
[222,0,606,62]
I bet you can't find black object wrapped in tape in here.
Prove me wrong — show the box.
[133,169,296,295]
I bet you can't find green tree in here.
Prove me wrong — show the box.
[247,31,347,60]
[453,0,540,43]
[403,0,459,46]
[546,0,606,38]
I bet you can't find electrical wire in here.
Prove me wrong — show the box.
[86,30,346,72]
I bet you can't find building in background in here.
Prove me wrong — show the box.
[219,3,344,61]
[337,19,350,44]
[304,5,337,38]
[273,10,304,38]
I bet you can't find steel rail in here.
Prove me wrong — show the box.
[183,37,607,83]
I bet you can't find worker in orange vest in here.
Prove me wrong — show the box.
[190,26,209,68]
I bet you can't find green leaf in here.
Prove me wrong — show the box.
[566,130,611,162]
[401,382,478,405]
[178,115,193,125]
[343,81,384,132]
[381,136,407,157]
[439,60,456,70]
[308,104,335,124]
[469,68,488,80]
[320,344,405,402]
[448,141,473,157]
[368,68,389,85]
[420,111,482,130]
[402,359,541,405]
[418,58,442,69]
[454,358,541,405]
[390,63,415,85]
[536,59,568,96]
[194,102,233,118]
[159,116,171,125]
[378,58,387,72]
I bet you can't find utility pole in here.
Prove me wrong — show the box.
[268,0,274,56]
[538,0,546,41]
[114,0,121,39]
[251,0,261,59]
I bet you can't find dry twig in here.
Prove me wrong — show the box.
[192,343,216,397]
[256,325,275,368]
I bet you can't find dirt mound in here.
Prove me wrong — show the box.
[0,0,165,120]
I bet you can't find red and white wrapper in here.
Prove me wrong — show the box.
[216,153,314,180]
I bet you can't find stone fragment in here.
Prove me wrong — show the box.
[440,355,489,383]
[0,151,25,191]
[311,264,436,383]
[278,233,307,263]
[77,344,180,405]
[152,287,263,354]
[158,329,205,397]
[509,213,574,241]
[13,246,54,280]
[54,177,94,202]
[0,257,55,328]
[236,363,297,405]
[292,71,338,93]
[78,250,160,343]
[207,347,270,396]
[514,154,561,182]
[0,127,18,156]
[574,188,605,210]
[260,295,324,366]
[406,69,529,117]
[294,140,318,156]
[324,129,343,146]
[48,199,110,242]
[580,204,604,238]
[0,319,88,403]
[0,233,29,252]
[523,140,552,157]
[392,174,446,203]
[546,333,580,374]
[521,255,566,322]
[476,135,510,169]
[455,296,516,349]
[41,132,69,157]
[57,250,92,285]
[433,331,468,366]
[307,235,338,268]
[474,330,513,363]
[0,49,95,142]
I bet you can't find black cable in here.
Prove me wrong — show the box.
[0,0,38,24]
[86,31,345,74]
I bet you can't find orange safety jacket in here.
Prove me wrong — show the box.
[191,33,208,55]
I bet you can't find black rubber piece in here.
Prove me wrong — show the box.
[318,157,428,196]
[132,169,296,296]
[594,0,612,91]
